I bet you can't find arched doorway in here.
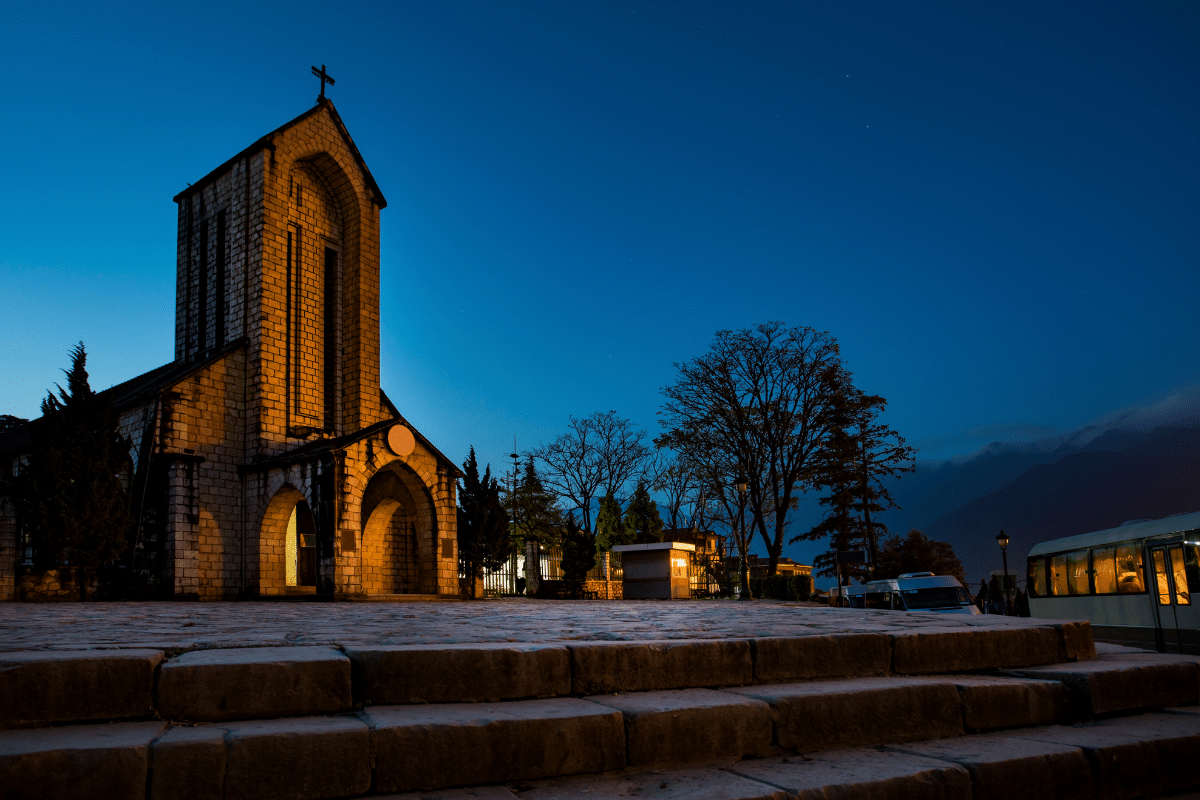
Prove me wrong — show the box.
[360,465,431,594]
[284,500,319,587]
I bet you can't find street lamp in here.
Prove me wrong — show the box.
[996,530,1010,615]
[736,476,749,600]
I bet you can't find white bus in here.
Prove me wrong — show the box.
[1027,511,1200,654]
[842,573,980,614]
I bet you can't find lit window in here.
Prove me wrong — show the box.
[1092,546,1117,594]
[1116,543,1144,593]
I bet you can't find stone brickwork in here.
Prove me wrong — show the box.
[0,495,14,602]
[0,100,459,601]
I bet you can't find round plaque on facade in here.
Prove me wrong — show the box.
[387,424,416,456]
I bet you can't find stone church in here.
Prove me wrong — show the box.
[0,99,461,600]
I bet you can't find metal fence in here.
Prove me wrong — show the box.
[469,547,625,596]
[465,545,742,598]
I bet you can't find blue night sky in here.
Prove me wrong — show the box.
[3,2,1198,565]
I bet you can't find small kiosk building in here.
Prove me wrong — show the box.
[612,542,694,600]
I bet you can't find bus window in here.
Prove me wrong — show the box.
[1170,548,1190,605]
[1186,545,1200,597]
[1028,558,1047,597]
[1116,543,1145,593]
[1067,550,1090,595]
[1050,555,1069,596]
[1092,546,1117,594]
[1153,550,1171,605]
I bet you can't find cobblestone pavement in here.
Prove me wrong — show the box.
[0,599,1056,652]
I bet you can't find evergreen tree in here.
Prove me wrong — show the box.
[622,480,664,544]
[791,381,915,580]
[457,446,511,599]
[503,460,564,594]
[792,385,865,581]
[505,460,564,546]
[560,515,597,597]
[13,343,133,596]
[594,491,628,551]
[0,415,28,433]
[874,529,967,586]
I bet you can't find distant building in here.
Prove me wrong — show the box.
[724,553,813,580]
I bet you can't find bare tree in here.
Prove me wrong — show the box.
[660,322,844,577]
[651,452,698,531]
[529,411,651,532]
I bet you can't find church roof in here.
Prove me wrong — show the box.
[241,392,463,479]
[106,338,250,414]
[0,341,247,460]
[172,99,387,208]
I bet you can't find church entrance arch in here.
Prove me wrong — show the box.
[257,484,319,595]
[360,462,434,594]
[285,500,318,587]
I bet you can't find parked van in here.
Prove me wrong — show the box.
[840,572,980,614]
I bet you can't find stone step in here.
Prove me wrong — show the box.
[1003,648,1200,717]
[1,666,1168,800]
[0,620,1093,728]
[511,709,1200,800]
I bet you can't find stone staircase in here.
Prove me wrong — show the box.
[2,618,1199,800]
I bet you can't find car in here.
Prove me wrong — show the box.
[840,572,980,614]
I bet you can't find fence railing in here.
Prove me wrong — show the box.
[465,546,738,599]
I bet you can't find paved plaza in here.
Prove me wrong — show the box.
[0,598,1047,652]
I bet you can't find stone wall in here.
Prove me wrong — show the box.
[0,494,16,601]
[15,568,96,602]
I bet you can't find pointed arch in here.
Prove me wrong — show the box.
[359,459,439,594]
[257,483,306,595]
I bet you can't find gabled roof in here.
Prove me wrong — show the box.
[0,340,248,460]
[173,99,386,208]
[241,389,462,479]
[106,338,249,413]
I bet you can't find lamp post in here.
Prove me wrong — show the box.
[736,476,749,600]
[996,530,1010,615]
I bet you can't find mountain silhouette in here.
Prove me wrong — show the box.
[921,422,1200,584]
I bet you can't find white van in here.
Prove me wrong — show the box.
[842,572,980,614]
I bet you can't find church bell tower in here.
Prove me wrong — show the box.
[172,98,390,454]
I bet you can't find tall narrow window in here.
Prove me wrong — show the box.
[185,205,194,358]
[197,218,209,354]
[215,210,226,347]
[323,247,338,431]
[285,229,293,429]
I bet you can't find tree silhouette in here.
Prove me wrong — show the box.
[529,411,651,531]
[13,343,133,596]
[660,322,844,577]
[560,515,597,597]
[622,480,664,544]
[874,530,967,586]
[793,382,916,578]
[457,447,511,599]
[594,491,628,551]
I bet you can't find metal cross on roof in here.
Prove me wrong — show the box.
[311,64,336,102]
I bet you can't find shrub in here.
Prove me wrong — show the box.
[749,574,812,601]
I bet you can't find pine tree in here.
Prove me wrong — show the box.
[622,480,664,544]
[457,447,511,599]
[505,460,564,546]
[594,491,628,551]
[560,515,597,597]
[503,460,564,594]
[13,343,133,597]
[790,382,915,581]
[792,386,865,581]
